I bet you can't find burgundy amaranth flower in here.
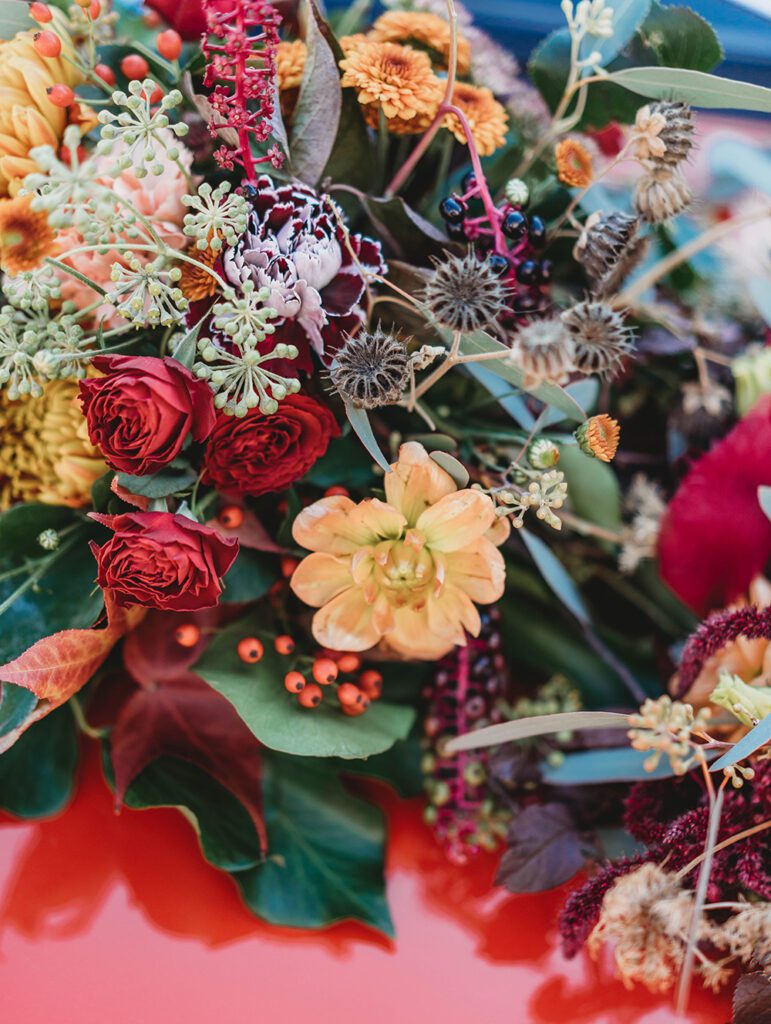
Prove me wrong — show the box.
[675,604,771,697]
[222,175,384,369]
[422,606,510,865]
[201,0,283,180]
[658,396,771,616]
[559,855,649,958]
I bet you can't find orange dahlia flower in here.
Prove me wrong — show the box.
[290,442,509,660]
[340,39,443,123]
[369,11,471,75]
[444,82,508,157]
[0,192,56,273]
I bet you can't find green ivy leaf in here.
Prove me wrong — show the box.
[0,505,103,664]
[194,615,415,758]
[0,706,78,818]
[220,549,279,603]
[0,0,34,40]
[119,754,265,872]
[639,3,723,73]
[236,752,394,935]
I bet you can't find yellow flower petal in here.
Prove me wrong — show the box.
[440,538,506,603]
[289,552,353,608]
[384,441,456,524]
[416,488,495,552]
[385,605,456,660]
[426,584,481,641]
[486,514,511,547]
[311,586,383,651]
[293,495,406,555]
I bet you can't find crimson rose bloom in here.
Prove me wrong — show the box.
[90,511,238,612]
[658,396,771,615]
[203,393,339,497]
[80,356,216,476]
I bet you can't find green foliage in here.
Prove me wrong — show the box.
[0,0,36,39]
[236,752,393,935]
[0,682,37,738]
[0,505,103,664]
[302,434,377,489]
[608,67,771,112]
[116,465,198,499]
[0,706,78,818]
[220,549,278,603]
[195,614,416,758]
[639,3,723,71]
[559,445,622,530]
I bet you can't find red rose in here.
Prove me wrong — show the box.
[90,511,238,612]
[80,356,216,476]
[658,396,771,615]
[203,393,340,497]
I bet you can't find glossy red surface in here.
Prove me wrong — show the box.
[1,747,731,1024]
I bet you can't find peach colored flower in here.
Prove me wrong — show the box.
[290,442,509,660]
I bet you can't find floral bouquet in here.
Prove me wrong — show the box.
[0,0,770,1016]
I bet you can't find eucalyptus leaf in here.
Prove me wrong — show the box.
[559,445,622,530]
[521,529,591,625]
[0,0,33,40]
[170,317,205,370]
[429,450,469,489]
[291,0,342,185]
[608,67,771,112]
[195,615,415,759]
[710,714,771,773]
[342,396,392,474]
[541,745,719,785]
[445,711,630,754]
[236,752,393,935]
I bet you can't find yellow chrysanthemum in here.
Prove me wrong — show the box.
[0,22,96,197]
[340,39,443,123]
[0,379,105,509]
[290,442,510,661]
[444,82,508,157]
[369,10,471,75]
[0,193,57,273]
[555,138,594,188]
[276,39,307,92]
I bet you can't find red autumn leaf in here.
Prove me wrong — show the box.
[658,396,771,615]
[110,679,267,853]
[0,591,145,703]
[122,607,220,688]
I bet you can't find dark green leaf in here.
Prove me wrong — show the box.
[336,730,424,798]
[116,466,198,499]
[220,548,279,603]
[559,445,622,530]
[0,505,102,664]
[0,682,37,738]
[195,615,415,758]
[302,434,377,488]
[639,3,723,73]
[521,529,591,625]
[120,754,265,872]
[360,195,451,262]
[236,752,393,935]
[0,706,78,818]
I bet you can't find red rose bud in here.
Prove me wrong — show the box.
[90,512,238,612]
[34,30,61,57]
[79,355,215,476]
[203,393,339,498]
[157,29,182,60]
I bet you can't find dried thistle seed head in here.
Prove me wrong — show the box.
[508,318,574,385]
[634,166,692,223]
[561,300,634,378]
[422,251,508,334]
[330,326,409,409]
[574,211,649,296]
[633,101,694,167]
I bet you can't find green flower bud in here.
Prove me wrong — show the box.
[710,672,771,727]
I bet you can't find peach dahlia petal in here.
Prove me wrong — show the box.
[311,586,383,652]
[289,552,353,608]
[441,539,507,603]
[416,489,496,552]
[384,440,456,524]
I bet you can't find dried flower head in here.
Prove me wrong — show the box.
[508,318,575,385]
[561,300,634,377]
[340,39,443,122]
[627,695,710,774]
[634,166,692,223]
[369,10,471,74]
[574,211,648,296]
[422,251,509,334]
[575,413,620,462]
[555,137,594,188]
[618,474,665,574]
[330,326,409,409]
[0,194,57,275]
[632,101,694,167]
[443,82,509,157]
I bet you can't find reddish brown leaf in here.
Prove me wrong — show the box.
[122,607,220,688]
[111,680,267,853]
[208,505,285,553]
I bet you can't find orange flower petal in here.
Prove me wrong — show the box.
[416,489,495,552]
[289,552,353,608]
[440,538,506,604]
[311,587,382,652]
[384,441,456,524]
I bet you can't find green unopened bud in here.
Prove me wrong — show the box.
[37,528,60,551]
[732,344,771,417]
[504,177,529,207]
[710,672,771,727]
[527,438,560,469]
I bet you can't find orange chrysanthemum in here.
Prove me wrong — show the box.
[556,138,594,188]
[576,414,620,463]
[340,39,443,122]
[361,101,437,136]
[369,10,471,75]
[179,242,220,302]
[444,82,508,157]
[0,194,57,274]
[276,39,307,92]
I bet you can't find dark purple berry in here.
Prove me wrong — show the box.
[515,259,539,285]
[487,253,510,276]
[537,259,553,284]
[461,171,477,193]
[502,210,528,240]
[446,220,468,241]
[439,196,466,223]
[529,215,546,248]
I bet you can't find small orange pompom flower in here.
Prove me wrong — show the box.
[340,39,443,123]
[369,10,471,75]
[290,442,509,661]
[0,194,57,274]
[555,138,594,188]
[179,239,220,301]
[443,82,509,157]
[575,414,621,462]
